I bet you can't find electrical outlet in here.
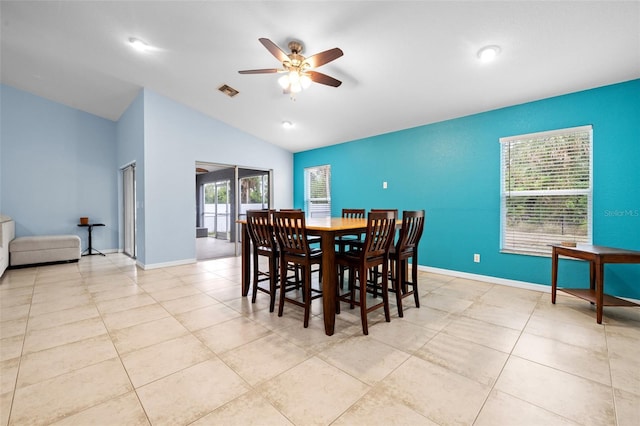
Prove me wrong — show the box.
[383,181,388,189]
[473,253,480,263]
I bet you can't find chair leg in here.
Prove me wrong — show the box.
[278,259,287,317]
[359,265,369,335]
[394,259,405,318]
[295,265,301,289]
[335,265,341,314]
[303,265,312,328]
[412,257,420,308]
[268,255,278,312]
[338,241,346,289]
[349,268,356,310]
[251,252,259,304]
[382,264,391,323]
[370,267,379,298]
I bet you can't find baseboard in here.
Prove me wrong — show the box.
[99,248,119,254]
[418,265,552,293]
[137,258,196,270]
[418,265,640,304]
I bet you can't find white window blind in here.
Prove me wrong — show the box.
[500,125,593,255]
[304,165,331,218]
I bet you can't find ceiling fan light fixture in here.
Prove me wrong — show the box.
[278,70,308,93]
[477,45,501,62]
[300,74,312,89]
[288,71,300,84]
[128,37,150,52]
[290,82,303,93]
[278,74,290,89]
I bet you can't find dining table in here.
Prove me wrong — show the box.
[238,216,369,336]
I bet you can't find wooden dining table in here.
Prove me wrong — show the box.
[238,216,369,336]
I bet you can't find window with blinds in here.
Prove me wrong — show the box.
[304,165,331,218]
[500,125,593,256]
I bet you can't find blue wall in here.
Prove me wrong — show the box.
[116,90,145,261]
[0,84,119,252]
[294,79,640,299]
[1,85,294,268]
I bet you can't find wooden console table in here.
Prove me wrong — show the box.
[551,244,640,324]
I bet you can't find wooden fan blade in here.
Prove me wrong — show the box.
[305,48,343,68]
[259,38,290,63]
[238,68,280,74]
[307,71,342,87]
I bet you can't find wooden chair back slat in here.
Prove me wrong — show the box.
[362,211,396,259]
[272,210,310,256]
[246,210,275,249]
[342,208,365,219]
[396,210,425,253]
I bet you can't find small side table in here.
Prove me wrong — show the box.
[77,223,106,256]
[551,244,640,323]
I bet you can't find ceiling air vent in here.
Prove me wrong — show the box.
[218,84,239,98]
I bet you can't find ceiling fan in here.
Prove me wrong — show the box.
[239,38,343,95]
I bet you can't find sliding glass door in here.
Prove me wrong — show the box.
[237,172,270,220]
[122,164,136,258]
[203,180,231,240]
[196,162,271,259]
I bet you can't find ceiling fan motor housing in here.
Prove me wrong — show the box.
[286,41,305,69]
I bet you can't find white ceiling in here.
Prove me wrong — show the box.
[1,1,638,153]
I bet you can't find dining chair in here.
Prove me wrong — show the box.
[245,210,281,312]
[336,208,366,288]
[279,209,321,246]
[388,210,425,317]
[335,211,396,335]
[272,210,323,327]
[371,208,398,219]
[368,209,399,294]
[277,209,322,283]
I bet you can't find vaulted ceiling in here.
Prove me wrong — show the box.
[1,1,638,152]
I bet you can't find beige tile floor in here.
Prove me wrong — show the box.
[1,254,639,425]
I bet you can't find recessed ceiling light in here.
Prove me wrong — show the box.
[129,37,150,52]
[282,121,293,129]
[477,45,501,63]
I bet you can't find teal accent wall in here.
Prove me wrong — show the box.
[294,80,640,299]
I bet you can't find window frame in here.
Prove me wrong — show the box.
[499,125,593,256]
[304,165,331,218]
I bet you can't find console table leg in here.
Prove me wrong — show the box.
[596,260,604,324]
[551,248,558,304]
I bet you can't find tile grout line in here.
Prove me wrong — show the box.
[86,256,155,426]
[4,267,38,426]
[469,285,536,425]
